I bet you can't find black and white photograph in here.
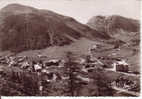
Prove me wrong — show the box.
[0,0,141,97]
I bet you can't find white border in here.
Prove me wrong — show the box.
[1,0,142,99]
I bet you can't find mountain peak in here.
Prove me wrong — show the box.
[1,3,37,14]
[2,3,27,10]
[4,3,23,7]
[87,15,140,35]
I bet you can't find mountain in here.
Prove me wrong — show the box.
[87,15,140,37]
[0,4,108,52]
[87,15,140,46]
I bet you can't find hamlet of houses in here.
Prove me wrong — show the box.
[0,45,140,94]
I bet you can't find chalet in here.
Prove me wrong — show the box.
[33,63,42,72]
[21,61,30,69]
[42,72,58,83]
[41,69,50,74]
[44,59,61,67]
[115,59,129,72]
[81,62,103,73]
[108,59,129,72]
[89,44,101,54]
[58,59,65,67]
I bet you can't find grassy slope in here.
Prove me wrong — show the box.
[0,36,140,73]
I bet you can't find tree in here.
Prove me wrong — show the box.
[90,69,114,96]
[64,51,84,96]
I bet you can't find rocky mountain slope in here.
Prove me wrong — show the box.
[87,15,140,36]
[87,15,140,49]
[0,4,108,52]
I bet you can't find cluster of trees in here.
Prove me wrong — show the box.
[63,51,114,96]
[0,67,40,96]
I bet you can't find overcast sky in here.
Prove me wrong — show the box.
[0,0,140,23]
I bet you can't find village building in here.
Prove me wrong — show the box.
[115,59,129,72]
[33,63,42,72]
[21,61,30,69]
[106,59,129,72]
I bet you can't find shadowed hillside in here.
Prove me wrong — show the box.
[0,4,108,52]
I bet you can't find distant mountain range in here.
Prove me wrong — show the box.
[87,15,140,43]
[87,15,140,36]
[0,4,140,52]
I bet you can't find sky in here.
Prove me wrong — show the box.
[0,0,141,23]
